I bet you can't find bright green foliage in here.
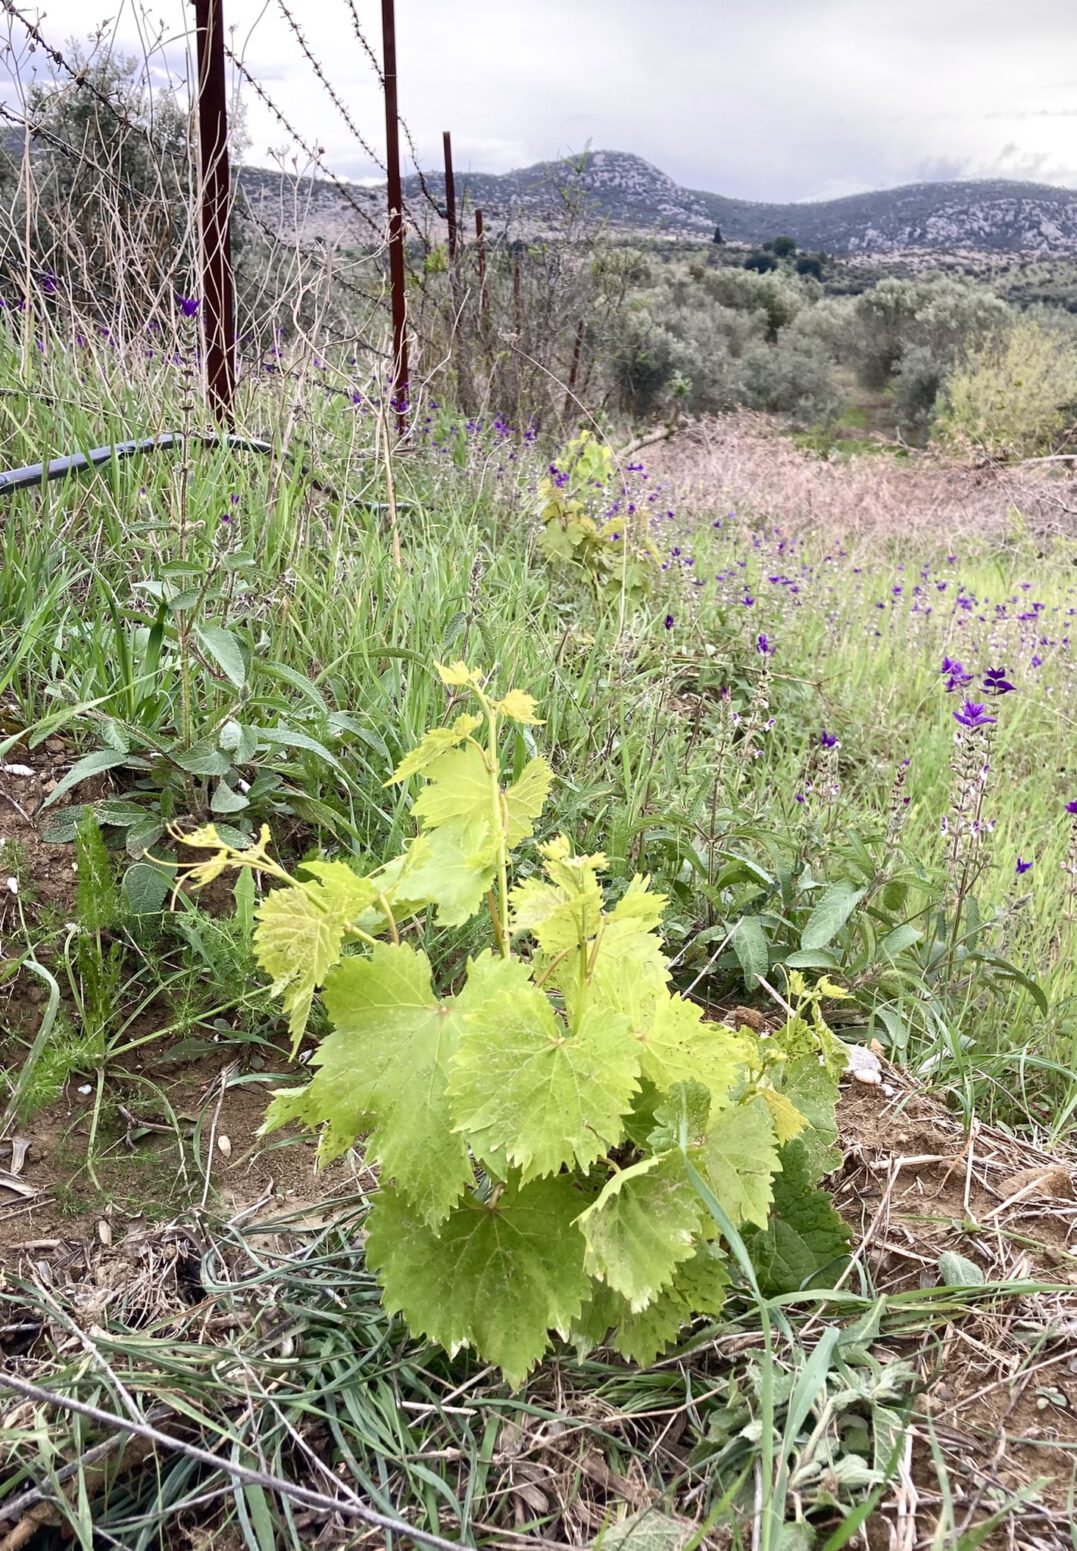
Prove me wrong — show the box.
[180,670,844,1385]
[447,984,639,1181]
[744,1140,851,1295]
[700,1099,780,1229]
[366,1176,591,1389]
[536,431,658,603]
[577,1153,703,1309]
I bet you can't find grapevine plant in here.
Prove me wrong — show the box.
[178,664,848,1386]
[537,431,659,604]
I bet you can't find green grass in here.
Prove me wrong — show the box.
[2,304,1076,1546]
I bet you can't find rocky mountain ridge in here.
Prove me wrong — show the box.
[236,149,1077,255]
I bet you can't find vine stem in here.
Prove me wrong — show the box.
[480,696,511,958]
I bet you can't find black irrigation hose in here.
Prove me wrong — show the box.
[0,432,274,494]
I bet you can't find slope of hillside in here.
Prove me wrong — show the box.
[237,149,1077,255]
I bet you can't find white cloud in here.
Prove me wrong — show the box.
[2,0,1076,199]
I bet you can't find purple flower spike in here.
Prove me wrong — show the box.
[953,700,996,729]
[1015,856,1033,875]
[756,633,772,655]
[1066,799,1077,815]
[176,294,200,318]
[941,656,972,692]
[820,729,839,749]
[664,614,674,630]
[983,666,1015,695]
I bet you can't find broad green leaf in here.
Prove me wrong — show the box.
[402,814,497,926]
[122,862,171,915]
[412,743,490,830]
[266,943,472,1225]
[577,1153,702,1309]
[210,779,248,814]
[173,737,232,777]
[938,1250,984,1287]
[194,623,246,690]
[576,1244,730,1365]
[800,882,866,952]
[366,1175,591,1388]
[254,884,350,1046]
[880,922,922,960]
[638,994,754,1104]
[257,724,344,773]
[756,1085,808,1144]
[40,747,133,809]
[744,1140,850,1295]
[388,712,482,784]
[448,984,639,1181]
[778,1054,842,1182]
[503,756,553,846]
[732,915,769,990]
[700,1098,778,1229]
[298,859,380,919]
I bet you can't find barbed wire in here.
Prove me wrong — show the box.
[223,44,388,245]
[337,0,442,223]
[276,0,386,176]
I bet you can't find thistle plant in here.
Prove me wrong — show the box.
[176,664,847,1386]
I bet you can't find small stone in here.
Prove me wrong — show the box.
[216,1135,232,1157]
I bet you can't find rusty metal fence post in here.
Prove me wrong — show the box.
[442,130,457,260]
[192,0,236,425]
[381,0,408,433]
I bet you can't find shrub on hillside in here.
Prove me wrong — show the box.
[936,316,1077,459]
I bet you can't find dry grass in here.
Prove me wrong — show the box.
[646,413,1077,544]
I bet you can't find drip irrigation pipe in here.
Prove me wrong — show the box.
[0,432,273,494]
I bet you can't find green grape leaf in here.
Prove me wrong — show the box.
[503,756,553,846]
[403,815,497,926]
[700,1098,779,1229]
[412,743,491,830]
[264,943,472,1225]
[744,1139,851,1295]
[254,884,349,1047]
[779,1054,841,1182]
[638,994,754,1103]
[648,1081,714,1152]
[366,1176,591,1388]
[576,1244,731,1366]
[388,713,483,784]
[510,837,605,950]
[756,1085,808,1144]
[577,1153,702,1310]
[448,985,639,1181]
[297,859,380,918]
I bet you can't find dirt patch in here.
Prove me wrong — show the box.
[836,1062,1077,1547]
[0,737,82,924]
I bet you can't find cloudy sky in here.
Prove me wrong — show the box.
[3,0,1077,201]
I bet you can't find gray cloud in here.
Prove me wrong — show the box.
[3,0,1077,200]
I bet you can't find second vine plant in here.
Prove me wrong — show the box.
[179,664,848,1385]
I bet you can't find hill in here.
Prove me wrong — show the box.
[237,149,1077,256]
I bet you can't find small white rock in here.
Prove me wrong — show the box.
[216,1135,232,1157]
[5,878,17,896]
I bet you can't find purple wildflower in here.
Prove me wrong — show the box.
[983,666,1015,695]
[820,729,839,749]
[1015,856,1033,875]
[1066,800,1077,815]
[953,700,996,730]
[664,614,674,630]
[756,633,773,655]
[176,294,200,318]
